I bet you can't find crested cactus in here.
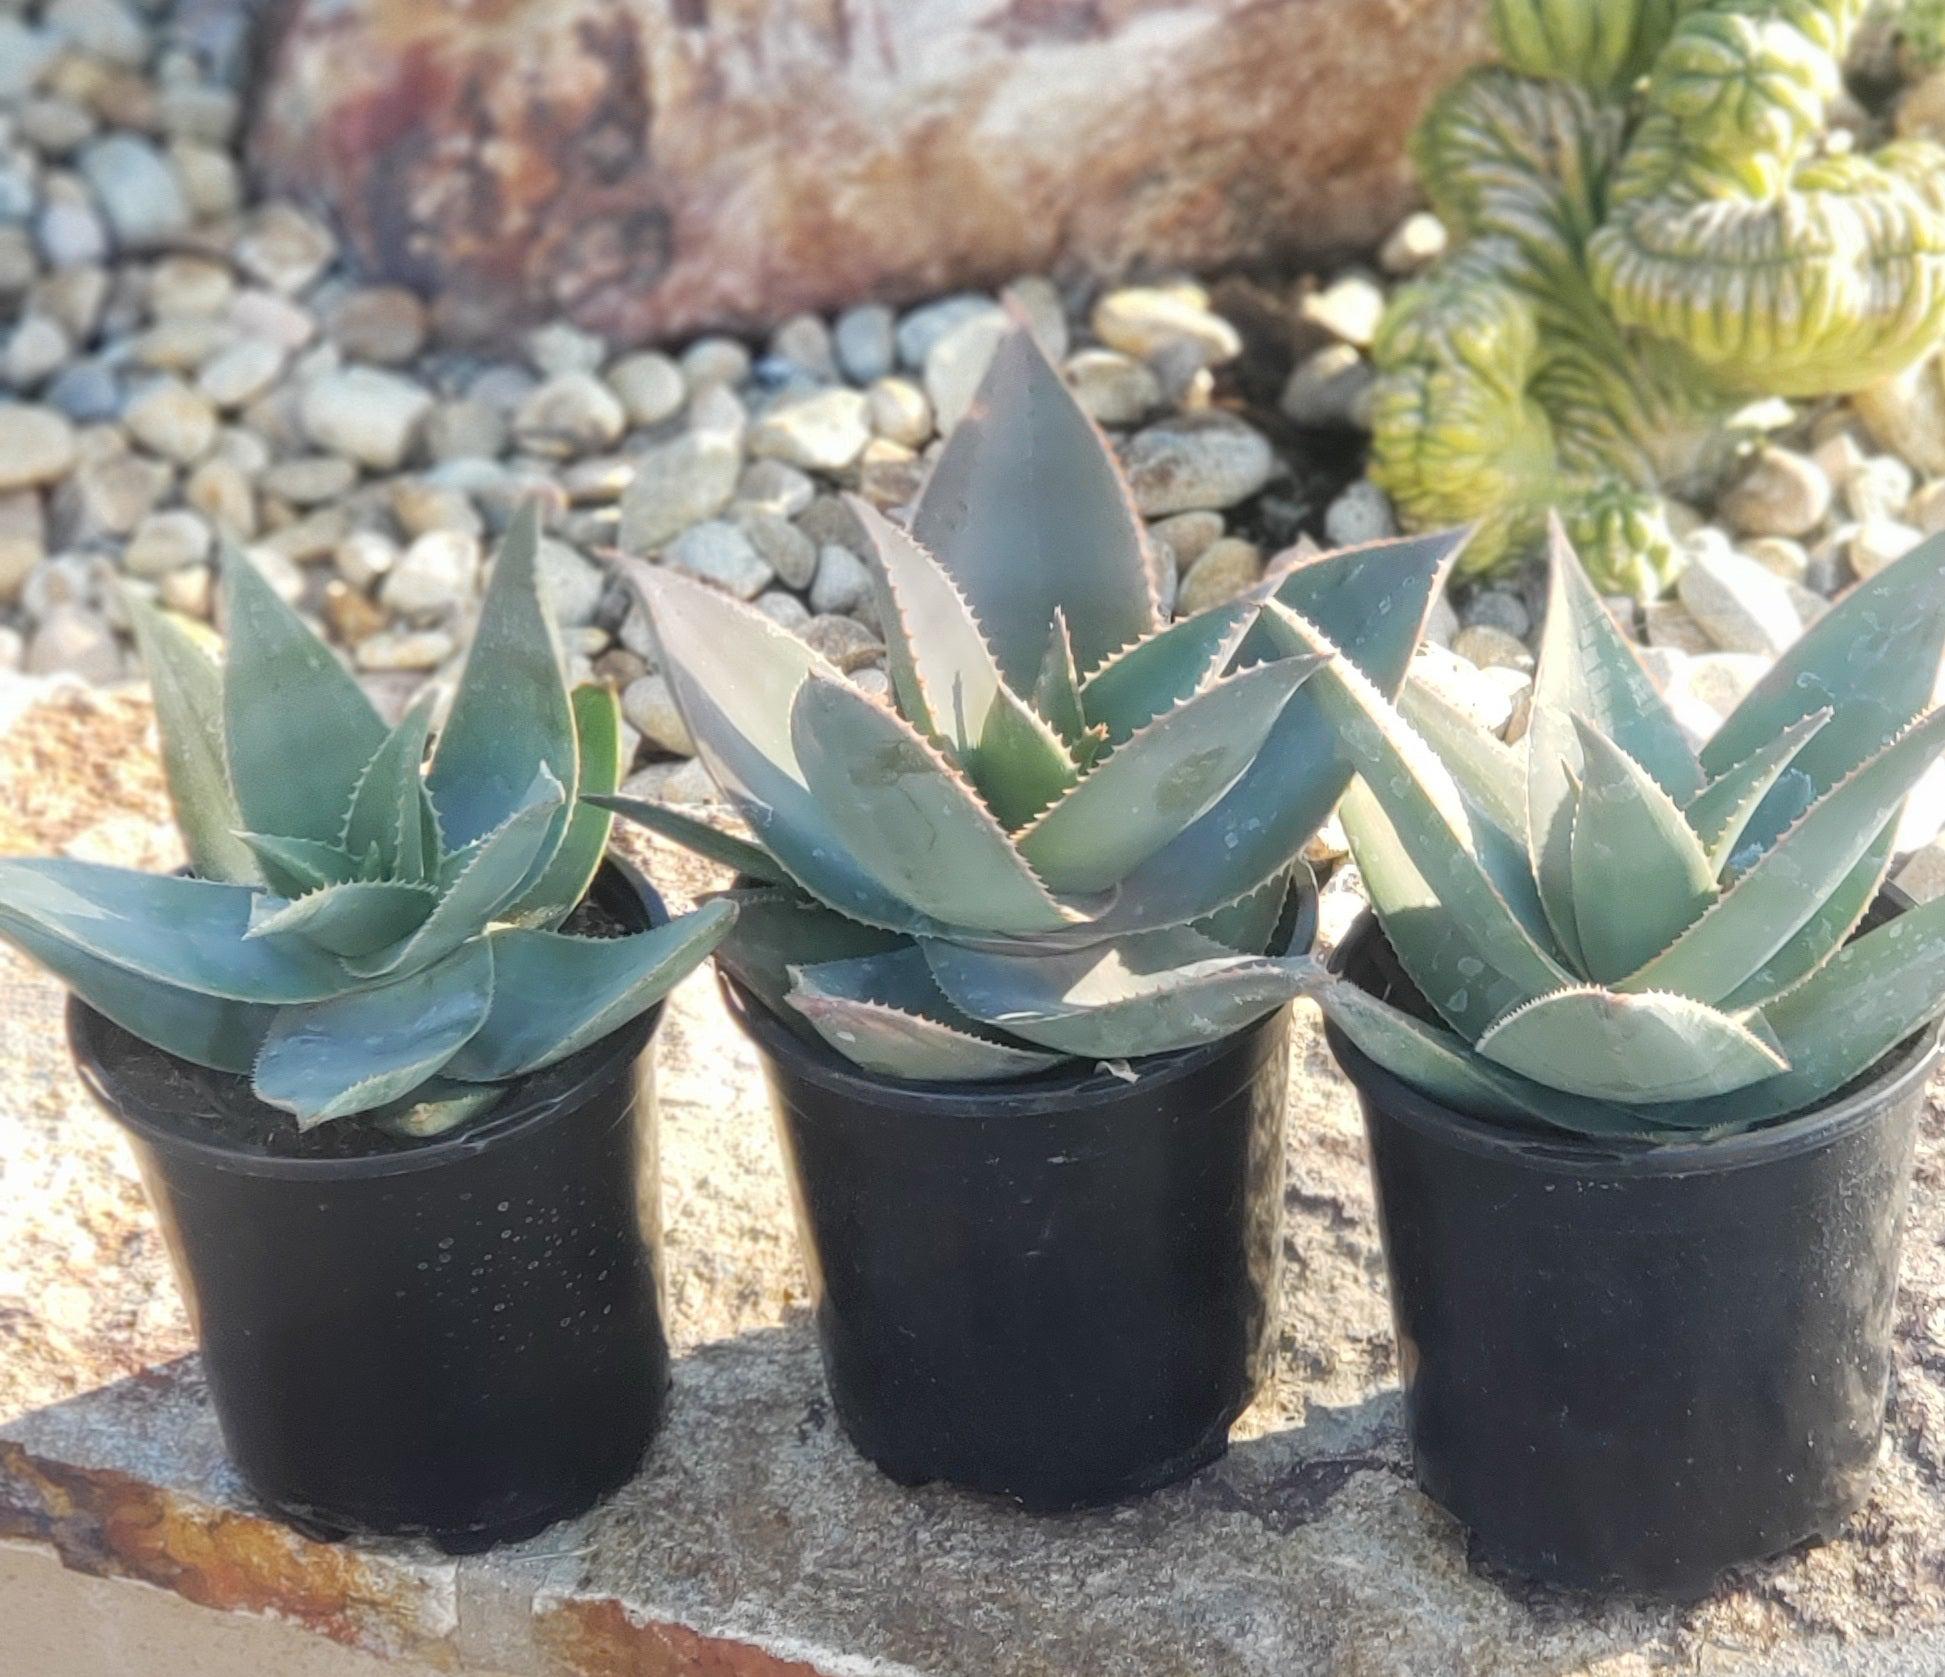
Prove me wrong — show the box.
[1372,0,1945,598]
[602,323,1468,1082]
[0,508,733,1132]
[1306,520,1945,1139]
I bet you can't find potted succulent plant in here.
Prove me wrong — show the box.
[601,321,1467,1509]
[3,507,733,1552]
[1304,521,1945,1595]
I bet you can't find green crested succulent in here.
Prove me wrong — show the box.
[1371,0,1945,598]
[0,507,732,1132]
[1305,519,1945,1140]
[599,323,1469,1082]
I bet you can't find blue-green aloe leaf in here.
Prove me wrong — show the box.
[220,542,387,844]
[246,880,440,960]
[790,674,1075,935]
[122,592,258,886]
[345,772,565,981]
[516,684,625,930]
[1684,707,1833,876]
[911,322,1157,685]
[1569,717,1718,984]
[1017,657,1322,894]
[448,898,736,1081]
[1623,708,1945,1004]
[622,561,926,932]
[787,947,1065,1081]
[429,506,580,891]
[341,690,438,883]
[851,496,1074,828]
[0,906,275,1075]
[1701,530,1945,856]
[591,795,791,886]
[233,833,365,899]
[254,939,495,1128]
[1088,526,1471,933]
[1476,985,1788,1103]
[711,886,910,1029]
[922,927,1312,1059]
[0,858,352,1002]
[1079,591,1265,746]
[1032,610,1088,749]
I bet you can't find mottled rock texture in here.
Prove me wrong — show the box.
[3,677,1945,1675]
[249,0,1488,344]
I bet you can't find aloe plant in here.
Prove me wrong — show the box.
[1372,0,1945,598]
[1306,519,1945,1139]
[600,323,1469,1082]
[0,508,732,1132]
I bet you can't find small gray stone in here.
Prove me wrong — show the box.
[622,674,693,756]
[623,755,717,804]
[1092,286,1241,367]
[679,336,752,390]
[1379,211,1449,276]
[769,314,839,381]
[1742,535,1811,583]
[300,367,433,471]
[1853,358,1945,475]
[1662,651,1772,743]
[150,259,238,324]
[1463,587,1531,641]
[1845,454,1916,524]
[1280,343,1376,430]
[1848,518,1923,580]
[925,312,1009,433]
[45,0,148,67]
[425,398,509,463]
[0,20,60,101]
[536,538,606,627]
[1909,479,1945,536]
[896,295,999,369]
[753,590,812,632]
[1123,415,1276,517]
[834,305,897,384]
[3,316,71,391]
[799,613,885,672]
[185,457,255,538]
[1896,839,1945,905]
[79,136,190,250]
[1177,537,1263,616]
[381,529,481,618]
[525,320,608,378]
[1424,591,1459,649]
[1719,446,1835,540]
[515,372,626,457]
[0,491,46,602]
[1411,643,1516,735]
[1150,510,1224,575]
[1453,623,1533,674]
[158,562,212,619]
[36,198,110,269]
[259,455,357,506]
[809,543,872,616]
[664,520,773,600]
[1065,349,1161,427]
[865,377,933,450]
[1642,600,1715,654]
[1299,271,1387,348]
[195,338,284,410]
[27,606,121,681]
[751,387,873,472]
[44,359,121,424]
[1677,535,1810,656]
[234,202,337,296]
[334,529,399,590]
[734,508,818,591]
[124,508,211,577]
[608,352,686,428]
[1324,479,1397,547]
[325,287,428,365]
[735,458,818,519]
[619,428,742,553]
[59,450,166,537]
[0,404,77,492]
[355,628,455,672]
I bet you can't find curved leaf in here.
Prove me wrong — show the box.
[430,506,580,915]
[922,927,1310,1059]
[787,947,1065,1081]
[247,881,439,959]
[122,592,257,886]
[234,833,364,899]
[911,321,1157,684]
[790,674,1074,935]
[592,795,790,886]
[622,561,926,931]
[1622,709,1945,1004]
[1568,718,1717,984]
[1079,592,1265,745]
[0,858,352,1003]
[1683,707,1833,875]
[1477,985,1788,1103]
[712,887,910,1029]
[1032,610,1088,748]
[851,497,1073,827]
[341,690,438,882]
[517,684,625,929]
[0,907,274,1074]
[450,899,735,1081]
[220,542,386,843]
[254,940,494,1128]
[1702,530,1945,854]
[345,773,565,981]
[1017,658,1321,894]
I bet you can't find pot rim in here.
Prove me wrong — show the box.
[719,877,1318,1119]
[67,853,669,1182]
[1324,899,1942,1179]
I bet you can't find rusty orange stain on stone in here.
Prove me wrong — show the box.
[0,1441,455,1664]
[538,1594,832,1677]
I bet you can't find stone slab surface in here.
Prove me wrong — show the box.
[3,681,1945,1676]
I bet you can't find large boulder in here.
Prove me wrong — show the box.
[250,0,1487,344]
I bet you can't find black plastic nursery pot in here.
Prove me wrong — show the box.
[721,888,1315,1513]
[1325,902,1940,1598]
[67,857,673,1554]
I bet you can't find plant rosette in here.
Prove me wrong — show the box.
[604,320,1464,1505]
[1308,519,1945,1594]
[16,510,733,1548]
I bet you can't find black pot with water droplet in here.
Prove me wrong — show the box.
[67,858,671,1554]
[1326,897,1938,1598]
